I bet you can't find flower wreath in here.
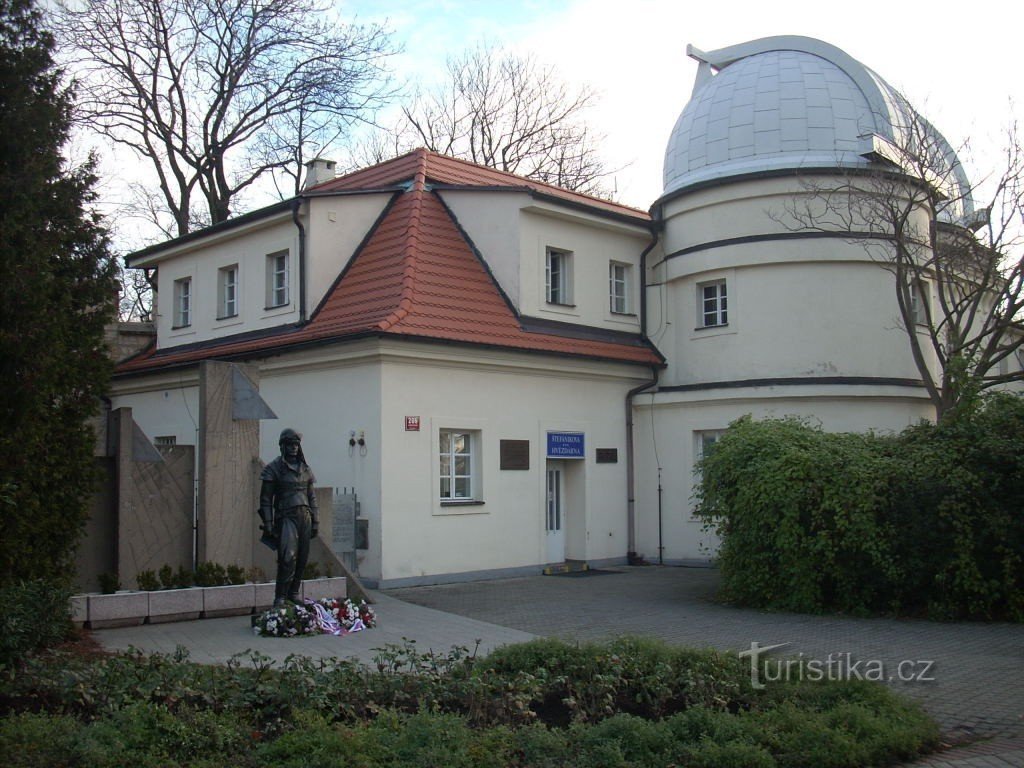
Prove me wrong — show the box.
[254,597,376,638]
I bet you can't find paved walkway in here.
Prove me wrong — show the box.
[92,590,536,666]
[93,566,1024,767]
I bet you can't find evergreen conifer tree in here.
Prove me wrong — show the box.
[0,0,116,585]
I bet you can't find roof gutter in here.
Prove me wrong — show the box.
[626,366,659,561]
[639,216,661,338]
[623,218,663,560]
[292,197,308,322]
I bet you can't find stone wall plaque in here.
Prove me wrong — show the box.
[500,439,530,470]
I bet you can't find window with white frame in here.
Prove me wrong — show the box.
[609,262,631,314]
[173,277,191,328]
[218,264,238,319]
[692,429,726,516]
[695,430,726,463]
[266,250,289,308]
[439,429,477,501]
[910,280,928,326]
[698,280,727,328]
[545,248,573,305]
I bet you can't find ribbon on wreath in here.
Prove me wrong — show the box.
[308,600,346,636]
[306,600,367,635]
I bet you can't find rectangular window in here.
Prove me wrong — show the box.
[609,262,630,314]
[699,280,727,328]
[910,280,928,326]
[266,250,289,308]
[154,436,177,447]
[218,264,238,319]
[692,429,726,517]
[173,277,191,328]
[545,248,573,305]
[440,429,475,501]
[695,430,726,462]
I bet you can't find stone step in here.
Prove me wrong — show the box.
[542,560,590,576]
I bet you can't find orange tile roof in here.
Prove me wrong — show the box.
[314,148,651,223]
[117,150,662,374]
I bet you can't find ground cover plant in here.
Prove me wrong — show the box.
[695,393,1024,621]
[0,634,939,767]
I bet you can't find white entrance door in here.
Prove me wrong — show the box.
[546,465,565,563]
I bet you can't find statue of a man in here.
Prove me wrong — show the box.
[259,428,319,607]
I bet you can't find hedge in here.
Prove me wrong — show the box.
[695,393,1024,620]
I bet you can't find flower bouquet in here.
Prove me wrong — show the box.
[253,597,375,638]
[318,597,376,632]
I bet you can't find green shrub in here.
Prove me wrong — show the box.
[302,561,322,579]
[696,394,1024,620]
[227,563,246,585]
[97,572,120,594]
[172,565,194,589]
[0,711,85,768]
[195,561,228,587]
[158,564,175,590]
[135,570,160,591]
[478,637,755,725]
[77,701,254,768]
[0,580,73,666]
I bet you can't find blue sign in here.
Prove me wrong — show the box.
[547,431,585,459]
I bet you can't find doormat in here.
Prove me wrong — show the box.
[547,569,623,578]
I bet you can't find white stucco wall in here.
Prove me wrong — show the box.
[375,343,649,585]
[304,194,392,311]
[152,216,300,349]
[442,191,651,332]
[651,175,940,388]
[141,193,390,352]
[110,371,202,448]
[440,190,530,309]
[519,205,649,332]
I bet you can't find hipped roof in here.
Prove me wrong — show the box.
[117,149,662,375]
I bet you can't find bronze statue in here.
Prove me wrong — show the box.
[259,428,319,608]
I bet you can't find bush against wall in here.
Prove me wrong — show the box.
[695,394,1024,621]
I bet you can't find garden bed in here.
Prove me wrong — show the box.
[0,635,940,768]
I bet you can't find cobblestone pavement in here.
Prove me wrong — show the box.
[387,565,1024,767]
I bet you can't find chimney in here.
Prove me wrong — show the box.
[303,158,337,189]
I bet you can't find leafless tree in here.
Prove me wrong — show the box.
[54,0,396,238]
[788,110,1024,421]
[360,43,613,196]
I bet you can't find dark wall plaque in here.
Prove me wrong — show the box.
[595,448,618,464]
[500,439,530,470]
[355,519,369,551]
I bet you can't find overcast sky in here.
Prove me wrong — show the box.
[340,0,1023,208]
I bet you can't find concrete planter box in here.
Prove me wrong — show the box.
[203,584,255,618]
[302,577,347,602]
[147,588,203,624]
[253,582,276,611]
[88,591,149,629]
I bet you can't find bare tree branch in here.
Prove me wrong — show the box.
[55,0,396,236]
[353,42,616,197]
[785,108,1024,421]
